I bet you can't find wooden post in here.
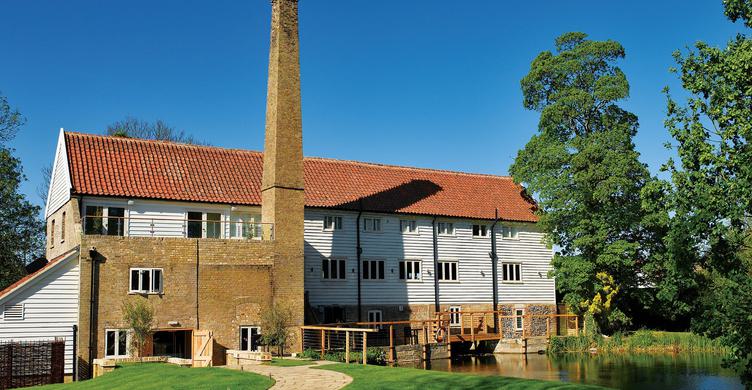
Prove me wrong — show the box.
[546,317,550,338]
[300,328,304,353]
[582,315,586,336]
[388,325,394,364]
[345,331,350,364]
[320,329,325,359]
[362,332,368,366]
[575,316,579,336]
[470,313,475,343]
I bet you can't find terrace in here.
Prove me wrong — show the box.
[81,215,275,241]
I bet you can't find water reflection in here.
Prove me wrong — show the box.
[422,353,743,390]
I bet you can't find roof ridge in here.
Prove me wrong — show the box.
[65,132,515,180]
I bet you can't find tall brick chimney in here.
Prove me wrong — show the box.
[261,0,305,333]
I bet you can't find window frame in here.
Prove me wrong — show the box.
[437,261,459,282]
[437,222,455,236]
[501,226,519,240]
[129,268,164,294]
[398,260,422,282]
[515,308,524,331]
[399,219,418,234]
[472,224,489,238]
[362,259,385,281]
[61,212,66,243]
[105,329,130,358]
[84,205,126,236]
[367,310,383,329]
[239,325,262,352]
[501,263,523,283]
[362,217,382,233]
[449,306,461,327]
[50,219,55,248]
[321,258,347,281]
[323,216,343,231]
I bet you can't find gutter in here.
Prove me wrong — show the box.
[489,209,501,333]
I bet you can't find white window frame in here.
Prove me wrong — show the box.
[399,219,417,234]
[437,222,454,236]
[501,263,522,283]
[129,268,164,294]
[437,261,459,282]
[105,329,130,358]
[362,259,385,281]
[323,216,343,231]
[321,258,347,281]
[367,310,383,329]
[362,217,382,233]
[399,260,422,282]
[2,303,24,321]
[501,226,519,240]
[472,224,489,238]
[515,308,524,331]
[239,326,262,352]
[230,212,262,240]
[449,306,461,327]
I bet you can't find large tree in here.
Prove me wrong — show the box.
[510,33,653,332]
[657,0,752,381]
[0,93,44,290]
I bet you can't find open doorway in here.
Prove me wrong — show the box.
[153,330,192,359]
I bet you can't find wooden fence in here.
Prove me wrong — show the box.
[0,339,65,389]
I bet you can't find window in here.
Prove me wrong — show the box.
[187,211,203,238]
[367,310,383,329]
[239,326,261,352]
[129,268,163,294]
[2,304,24,321]
[362,260,385,280]
[515,309,524,331]
[187,212,222,238]
[501,226,518,239]
[206,213,222,238]
[400,220,417,233]
[437,222,454,235]
[84,206,125,236]
[105,329,130,358]
[449,306,461,327]
[472,224,488,237]
[362,217,382,232]
[399,260,421,281]
[324,216,343,231]
[502,263,522,282]
[322,258,346,280]
[437,261,458,281]
[61,212,66,242]
[50,219,55,247]
[230,212,261,239]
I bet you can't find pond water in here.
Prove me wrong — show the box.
[422,353,743,389]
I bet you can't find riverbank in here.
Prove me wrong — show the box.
[549,330,729,353]
[317,362,610,389]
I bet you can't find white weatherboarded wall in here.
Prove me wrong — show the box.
[303,208,556,309]
[45,129,72,218]
[0,250,80,374]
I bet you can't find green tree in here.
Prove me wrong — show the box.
[122,297,155,358]
[259,304,294,356]
[0,93,44,290]
[724,0,752,27]
[658,6,752,381]
[106,116,204,145]
[510,33,652,332]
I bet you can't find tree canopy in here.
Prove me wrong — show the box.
[511,32,652,332]
[106,116,205,145]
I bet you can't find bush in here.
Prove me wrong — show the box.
[301,347,386,365]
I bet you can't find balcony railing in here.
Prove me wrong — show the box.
[81,216,274,241]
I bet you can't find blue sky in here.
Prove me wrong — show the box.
[1,0,746,208]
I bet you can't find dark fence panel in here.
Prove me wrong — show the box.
[0,340,65,389]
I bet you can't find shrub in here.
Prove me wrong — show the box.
[122,297,154,358]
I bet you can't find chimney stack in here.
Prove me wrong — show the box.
[261,0,305,331]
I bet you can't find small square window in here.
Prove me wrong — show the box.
[362,260,385,280]
[399,260,422,281]
[502,226,519,239]
[129,268,163,294]
[322,258,347,280]
[515,309,524,331]
[400,220,417,233]
[437,261,458,281]
[438,222,454,235]
[502,263,522,282]
[324,216,343,231]
[105,329,130,358]
[472,224,488,237]
[362,218,382,232]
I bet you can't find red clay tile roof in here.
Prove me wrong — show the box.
[64,132,538,222]
[0,248,79,301]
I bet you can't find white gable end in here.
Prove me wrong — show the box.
[45,128,72,218]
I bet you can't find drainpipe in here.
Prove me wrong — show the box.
[87,248,98,377]
[356,210,363,322]
[489,209,501,334]
[431,217,440,314]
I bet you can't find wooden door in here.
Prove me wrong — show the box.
[192,330,214,367]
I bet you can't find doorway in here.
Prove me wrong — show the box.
[152,330,192,359]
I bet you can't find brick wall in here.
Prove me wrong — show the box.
[46,198,82,260]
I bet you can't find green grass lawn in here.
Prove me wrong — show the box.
[317,363,609,390]
[36,363,274,390]
[264,358,314,367]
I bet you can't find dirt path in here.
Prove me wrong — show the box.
[228,360,352,390]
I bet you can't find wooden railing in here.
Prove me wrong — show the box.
[433,311,581,340]
[81,216,275,240]
[300,326,378,365]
